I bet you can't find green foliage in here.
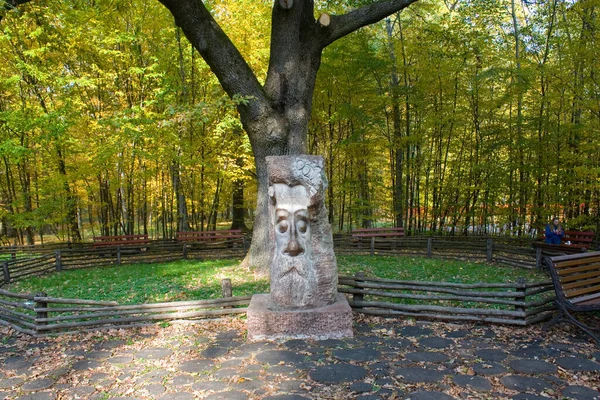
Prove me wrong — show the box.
[310,0,600,234]
[0,0,598,243]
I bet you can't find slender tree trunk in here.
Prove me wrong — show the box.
[208,177,222,231]
[56,147,81,241]
[511,0,527,236]
[230,178,247,231]
[386,17,404,229]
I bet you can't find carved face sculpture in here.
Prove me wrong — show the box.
[269,183,317,308]
[273,184,310,257]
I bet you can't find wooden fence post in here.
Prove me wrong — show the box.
[515,277,526,316]
[2,261,10,284]
[221,279,232,298]
[535,248,542,269]
[183,243,188,259]
[10,246,16,261]
[427,238,432,258]
[353,271,365,309]
[55,250,62,272]
[221,278,232,309]
[370,237,375,256]
[116,246,121,265]
[35,291,48,330]
[486,239,493,263]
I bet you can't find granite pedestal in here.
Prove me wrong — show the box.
[246,293,353,341]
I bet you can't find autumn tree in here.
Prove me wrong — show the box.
[152,0,419,272]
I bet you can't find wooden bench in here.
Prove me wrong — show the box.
[351,227,405,239]
[176,230,246,249]
[92,234,150,256]
[92,234,150,248]
[543,252,600,343]
[532,230,595,255]
[351,227,405,255]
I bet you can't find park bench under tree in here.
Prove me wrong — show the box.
[543,251,600,343]
[92,234,150,249]
[532,230,595,255]
[92,234,151,257]
[351,227,405,255]
[176,230,247,249]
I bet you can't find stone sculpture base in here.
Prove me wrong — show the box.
[246,293,353,341]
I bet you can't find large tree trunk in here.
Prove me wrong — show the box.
[158,0,419,274]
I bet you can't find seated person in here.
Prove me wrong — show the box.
[545,217,564,244]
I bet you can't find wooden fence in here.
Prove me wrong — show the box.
[0,280,250,336]
[2,241,246,285]
[0,236,557,336]
[339,273,555,326]
[335,235,540,269]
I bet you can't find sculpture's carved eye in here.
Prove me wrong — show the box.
[278,220,289,233]
[296,219,307,234]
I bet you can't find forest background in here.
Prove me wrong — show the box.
[0,0,598,245]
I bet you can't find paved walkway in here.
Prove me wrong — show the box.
[0,317,599,400]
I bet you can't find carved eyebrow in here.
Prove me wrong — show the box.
[295,209,309,220]
[275,209,290,222]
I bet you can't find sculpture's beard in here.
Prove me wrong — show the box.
[271,251,317,308]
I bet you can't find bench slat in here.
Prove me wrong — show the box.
[565,285,600,300]
[554,255,600,268]
[556,263,600,277]
[562,275,600,290]
[570,292,600,305]
[564,231,594,237]
[563,282,600,298]
[559,270,600,285]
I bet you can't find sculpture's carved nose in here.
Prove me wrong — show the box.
[285,226,304,257]
[286,237,303,256]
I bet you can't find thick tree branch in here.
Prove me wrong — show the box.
[157,0,271,123]
[320,0,419,48]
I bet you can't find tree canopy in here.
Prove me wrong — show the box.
[0,0,598,252]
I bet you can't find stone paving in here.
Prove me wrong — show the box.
[0,317,599,400]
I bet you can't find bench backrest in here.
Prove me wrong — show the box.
[548,252,600,307]
[176,230,243,240]
[352,227,404,234]
[563,231,594,246]
[93,234,149,243]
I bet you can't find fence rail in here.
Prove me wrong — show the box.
[339,273,555,326]
[0,236,556,336]
[334,236,539,269]
[0,282,250,336]
[2,241,247,286]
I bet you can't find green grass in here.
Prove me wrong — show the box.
[337,255,548,283]
[5,255,549,304]
[7,258,267,304]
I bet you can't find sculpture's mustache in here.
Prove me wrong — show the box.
[274,253,309,278]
